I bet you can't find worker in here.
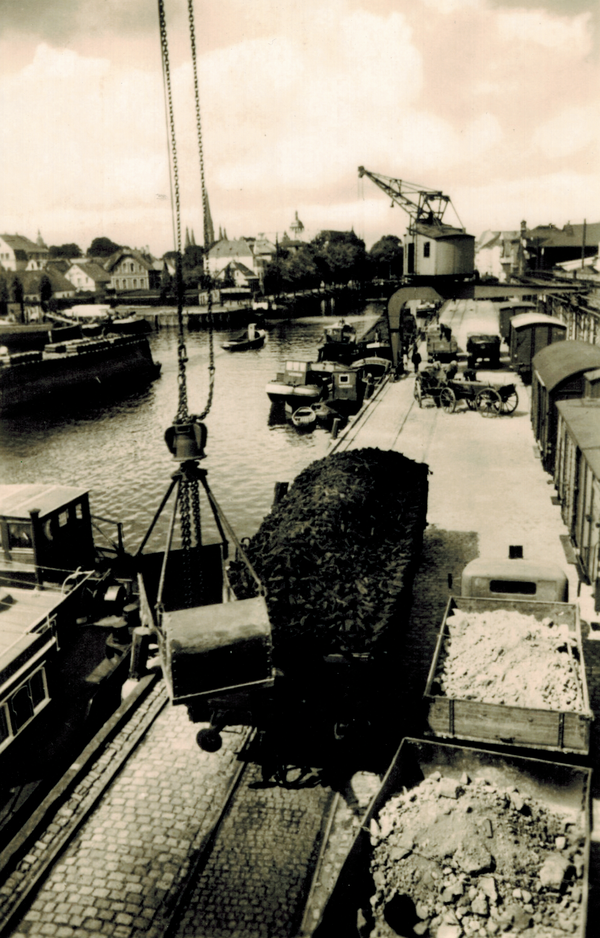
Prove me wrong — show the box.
[411,346,422,373]
[445,359,458,380]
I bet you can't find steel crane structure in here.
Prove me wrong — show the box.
[358,166,466,233]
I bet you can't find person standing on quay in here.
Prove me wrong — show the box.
[411,345,422,373]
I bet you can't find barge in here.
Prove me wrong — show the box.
[0,318,161,415]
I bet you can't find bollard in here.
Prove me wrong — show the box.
[129,626,155,680]
[331,417,341,439]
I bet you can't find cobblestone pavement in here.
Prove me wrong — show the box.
[7,702,251,938]
[175,764,333,938]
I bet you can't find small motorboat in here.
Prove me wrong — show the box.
[291,406,317,430]
[221,323,266,351]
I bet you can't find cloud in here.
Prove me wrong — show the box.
[0,0,598,256]
[497,9,593,54]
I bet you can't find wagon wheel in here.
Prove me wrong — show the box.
[500,387,519,414]
[476,387,502,417]
[414,377,423,408]
[440,386,456,414]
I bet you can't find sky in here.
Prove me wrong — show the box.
[0,0,599,257]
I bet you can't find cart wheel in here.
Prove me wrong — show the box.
[414,378,423,408]
[197,728,223,752]
[440,387,456,414]
[476,388,502,417]
[501,388,519,414]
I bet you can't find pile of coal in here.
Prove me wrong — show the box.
[368,773,586,938]
[228,448,428,661]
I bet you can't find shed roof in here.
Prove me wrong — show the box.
[0,485,89,520]
[510,312,567,331]
[533,340,600,393]
[556,399,600,479]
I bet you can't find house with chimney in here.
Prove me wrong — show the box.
[103,248,161,291]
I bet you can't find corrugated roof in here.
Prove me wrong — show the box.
[533,340,600,393]
[556,399,600,479]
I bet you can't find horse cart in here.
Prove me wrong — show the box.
[414,370,518,416]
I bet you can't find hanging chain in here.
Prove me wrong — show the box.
[187,0,215,421]
[158,0,216,423]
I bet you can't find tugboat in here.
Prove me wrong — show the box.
[317,318,358,364]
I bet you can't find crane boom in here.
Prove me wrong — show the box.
[358,166,465,231]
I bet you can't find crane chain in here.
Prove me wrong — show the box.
[187,0,215,422]
[158,0,215,425]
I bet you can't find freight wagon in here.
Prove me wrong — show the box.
[311,737,591,938]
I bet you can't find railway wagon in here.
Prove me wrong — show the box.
[509,312,567,383]
[312,737,591,938]
[530,340,600,474]
[422,594,592,755]
[554,399,600,601]
[497,300,536,343]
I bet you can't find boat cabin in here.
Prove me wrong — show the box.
[0,485,103,757]
[0,485,96,587]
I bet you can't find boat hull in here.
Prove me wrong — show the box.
[0,334,161,415]
[265,382,322,406]
[221,334,266,351]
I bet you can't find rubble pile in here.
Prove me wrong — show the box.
[437,609,584,712]
[368,773,586,938]
[228,449,428,660]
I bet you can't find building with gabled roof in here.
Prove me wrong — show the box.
[0,233,49,271]
[103,248,160,292]
[17,268,76,301]
[215,261,260,290]
[65,261,112,294]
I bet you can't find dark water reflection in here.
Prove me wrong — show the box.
[0,310,382,553]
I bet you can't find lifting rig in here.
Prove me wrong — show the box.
[129,0,274,753]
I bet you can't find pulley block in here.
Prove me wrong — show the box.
[165,419,207,462]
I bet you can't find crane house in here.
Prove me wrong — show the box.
[554,399,600,606]
[531,341,600,473]
[404,223,475,279]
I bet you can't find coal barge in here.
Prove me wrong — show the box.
[0,317,161,415]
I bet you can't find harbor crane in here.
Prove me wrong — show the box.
[357,166,467,233]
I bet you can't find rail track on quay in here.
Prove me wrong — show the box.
[0,671,366,938]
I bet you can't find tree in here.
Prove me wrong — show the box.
[49,243,82,258]
[0,277,9,318]
[182,244,204,270]
[40,274,53,312]
[311,230,368,285]
[369,235,404,279]
[88,236,121,258]
[11,276,24,322]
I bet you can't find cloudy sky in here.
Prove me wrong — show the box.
[1,0,598,256]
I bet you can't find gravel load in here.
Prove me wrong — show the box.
[228,448,428,661]
[436,609,585,712]
[368,773,586,938]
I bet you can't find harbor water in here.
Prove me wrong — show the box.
[0,309,382,553]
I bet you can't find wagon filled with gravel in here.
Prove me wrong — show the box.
[312,738,591,938]
[423,597,593,755]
